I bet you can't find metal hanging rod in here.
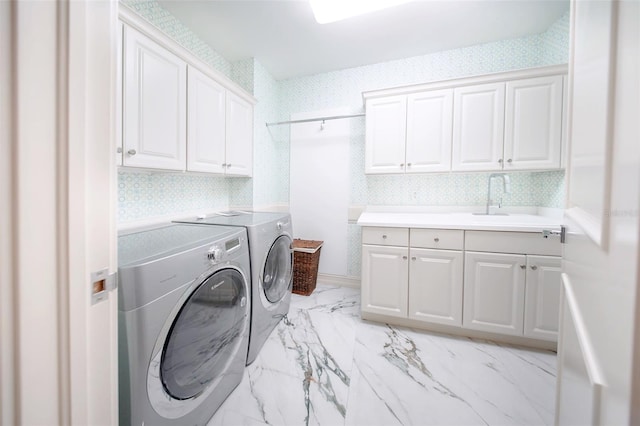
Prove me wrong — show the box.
[265,113,365,128]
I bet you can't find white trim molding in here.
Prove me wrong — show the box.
[317,273,361,288]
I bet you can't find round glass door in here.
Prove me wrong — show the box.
[160,268,248,400]
[263,235,293,303]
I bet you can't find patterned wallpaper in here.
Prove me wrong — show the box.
[118,171,229,222]
[541,11,571,66]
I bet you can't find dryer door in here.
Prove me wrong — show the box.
[262,235,293,303]
[160,268,248,400]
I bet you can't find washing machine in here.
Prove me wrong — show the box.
[118,223,251,426]
[174,212,293,364]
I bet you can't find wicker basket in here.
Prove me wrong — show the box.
[292,239,323,296]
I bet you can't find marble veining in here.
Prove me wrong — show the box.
[208,285,556,426]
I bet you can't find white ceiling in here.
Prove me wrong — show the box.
[157,0,569,80]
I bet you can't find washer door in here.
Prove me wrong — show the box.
[160,268,248,400]
[262,235,293,303]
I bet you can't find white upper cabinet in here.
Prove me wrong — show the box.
[118,10,256,176]
[116,21,123,166]
[123,25,187,171]
[365,95,407,174]
[363,66,567,174]
[225,92,253,177]
[365,90,453,174]
[504,75,563,170]
[406,89,453,173]
[187,66,226,174]
[452,82,506,171]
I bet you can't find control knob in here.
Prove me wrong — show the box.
[207,246,223,263]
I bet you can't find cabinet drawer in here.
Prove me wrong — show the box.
[410,228,464,250]
[465,231,561,256]
[362,227,408,246]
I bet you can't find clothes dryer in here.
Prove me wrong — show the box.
[118,223,250,426]
[174,212,293,364]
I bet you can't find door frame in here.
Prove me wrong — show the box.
[0,1,118,424]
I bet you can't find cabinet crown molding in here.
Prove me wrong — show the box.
[119,4,257,106]
[361,64,568,101]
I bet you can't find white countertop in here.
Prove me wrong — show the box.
[357,211,562,233]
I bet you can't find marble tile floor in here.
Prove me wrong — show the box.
[208,284,557,426]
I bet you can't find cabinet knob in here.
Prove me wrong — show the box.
[382,235,387,239]
[507,159,513,163]
[222,163,227,167]
[531,265,538,270]
[399,163,404,168]
[226,163,231,168]
[127,149,136,156]
[407,163,412,167]
[411,256,416,261]
[498,159,503,164]
[402,256,408,260]
[520,264,526,269]
[116,147,123,154]
[434,237,440,242]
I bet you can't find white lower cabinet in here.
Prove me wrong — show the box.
[524,255,562,341]
[362,228,464,326]
[408,248,463,326]
[463,251,526,336]
[360,226,562,346]
[463,252,561,340]
[361,245,408,318]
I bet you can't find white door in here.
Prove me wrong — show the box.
[365,95,407,174]
[123,25,186,170]
[361,245,408,318]
[463,251,526,336]
[556,1,640,424]
[1,1,118,424]
[523,255,561,341]
[405,89,453,173]
[452,82,505,171]
[187,66,226,174]
[408,248,463,326]
[504,75,563,170]
[225,91,253,177]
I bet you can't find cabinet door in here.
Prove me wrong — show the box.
[524,255,561,341]
[116,21,123,166]
[504,75,563,170]
[406,89,453,173]
[463,251,526,335]
[452,83,505,171]
[361,245,408,318]
[408,248,463,326]
[186,66,226,174]
[225,92,253,177]
[123,26,186,170]
[365,96,407,174]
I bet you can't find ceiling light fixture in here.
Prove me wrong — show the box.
[309,0,413,24]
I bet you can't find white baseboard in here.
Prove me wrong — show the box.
[316,273,360,288]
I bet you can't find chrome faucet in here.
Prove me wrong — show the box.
[485,173,511,215]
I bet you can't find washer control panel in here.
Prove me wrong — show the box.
[206,237,241,264]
